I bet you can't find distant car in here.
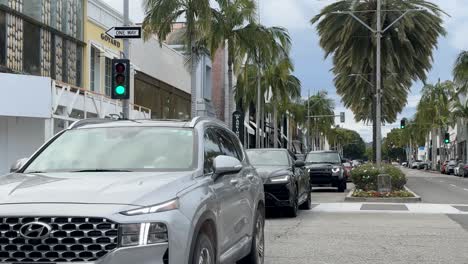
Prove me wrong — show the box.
[411,160,422,169]
[447,160,458,174]
[343,162,353,181]
[418,161,429,170]
[246,148,312,217]
[460,164,468,178]
[305,151,347,192]
[454,163,464,176]
[402,162,408,167]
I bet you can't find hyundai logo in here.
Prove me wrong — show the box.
[19,222,52,239]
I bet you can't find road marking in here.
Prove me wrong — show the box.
[440,180,445,183]
[310,203,468,214]
[464,188,468,192]
[450,184,457,187]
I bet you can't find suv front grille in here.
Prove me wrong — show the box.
[0,217,119,263]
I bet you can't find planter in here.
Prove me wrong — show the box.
[345,186,422,203]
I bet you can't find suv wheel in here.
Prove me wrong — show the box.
[299,190,312,210]
[238,208,265,264]
[337,180,346,192]
[192,230,215,264]
[288,195,299,217]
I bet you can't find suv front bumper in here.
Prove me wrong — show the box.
[264,182,293,207]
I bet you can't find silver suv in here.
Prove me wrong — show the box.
[1,117,265,264]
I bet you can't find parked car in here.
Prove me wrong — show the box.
[411,160,422,169]
[460,164,468,178]
[246,148,311,217]
[446,160,458,174]
[3,117,266,264]
[454,162,465,176]
[402,162,408,167]
[305,151,347,192]
[418,161,429,170]
[343,162,353,181]
[441,160,449,174]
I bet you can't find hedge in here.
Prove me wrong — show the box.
[351,163,407,191]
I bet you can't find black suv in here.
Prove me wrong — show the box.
[305,151,347,192]
[246,149,311,217]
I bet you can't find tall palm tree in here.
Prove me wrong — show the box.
[311,0,446,157]
[209,0,257,126]
[142,0,211,118]
[307,92,335,150]
[415,81,453,168]
[453,51,468,94]
[263,57,301,147]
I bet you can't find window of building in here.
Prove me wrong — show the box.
[90,47,96,91]
[23,0,42,22]
[0,10,6,66]
[76,46,83,87]
[50,34,56,79]
[105,57,112,96]
[23,20,41,75]
[62,39,68,82]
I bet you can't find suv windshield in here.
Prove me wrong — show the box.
[246,150,289,166]
[306,152,341,164]
[23,127,195,173]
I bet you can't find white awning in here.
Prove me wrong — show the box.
[244,120,255,135]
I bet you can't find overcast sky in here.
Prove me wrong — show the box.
[102,0,468,142]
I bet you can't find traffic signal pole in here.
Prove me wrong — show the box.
[122,0,130,119]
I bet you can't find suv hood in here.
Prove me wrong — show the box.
[305,163,339,169]
[0,172,194,206]
[255,166,290,179]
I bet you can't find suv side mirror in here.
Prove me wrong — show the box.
[294,160,305,168]
[213,155,242,178]
[10,158,28,173]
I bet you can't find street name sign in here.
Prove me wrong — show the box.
[106,26,142,39]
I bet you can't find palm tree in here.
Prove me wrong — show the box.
[311,0,446,158]
[453,51,468,93]
[415,81,453,169]
[209,0,256,126]
[263,57,301,147]
[142,0,212,118]
[306,92,335,151]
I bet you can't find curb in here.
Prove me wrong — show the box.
[344,186,422,203]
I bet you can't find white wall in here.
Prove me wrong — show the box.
[0,73,51,118]
[0,117,46,174]
[130,37,190,94]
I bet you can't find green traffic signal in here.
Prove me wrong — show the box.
[115,85,126,95]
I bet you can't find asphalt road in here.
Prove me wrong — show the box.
[404,167,468,204]
[262,170,468,264]
[265,211,468,264]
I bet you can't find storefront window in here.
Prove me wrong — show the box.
[76,46,83,87]
[23,0,42,22]
[62,39,68,82]
[105,57,112,96]
[90,47,96,91]
[23,20,41,75]
[0,10,6,66]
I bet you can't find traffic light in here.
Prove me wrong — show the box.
[444,132,450,144]
[340,112,345,123]
[111,59,130,100]
[400,119,406,129]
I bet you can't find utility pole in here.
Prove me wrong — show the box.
[307,91,310,152]
[375,0,382,167]
[122,0,130,119]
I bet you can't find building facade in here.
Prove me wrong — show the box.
[0,0,85,85]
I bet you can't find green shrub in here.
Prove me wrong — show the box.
[351,164,407,191]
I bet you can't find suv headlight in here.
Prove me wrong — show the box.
[120,223,168,247]
[121,199,179,216]
[331,167,341,173]
[269,175,290,183]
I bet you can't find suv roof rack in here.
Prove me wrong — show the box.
[68,118,117,129]
[189,116,227,127]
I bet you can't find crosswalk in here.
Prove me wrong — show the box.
[310,203,468,214]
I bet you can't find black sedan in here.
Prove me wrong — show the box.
[246,148,311,217]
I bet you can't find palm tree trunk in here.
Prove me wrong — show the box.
[273,104,278,148]
[190,41,198,118]
[255,68,261,148]
[431,127,437,170]
[226,51,233,126]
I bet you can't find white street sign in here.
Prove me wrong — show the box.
[106,26,142,39]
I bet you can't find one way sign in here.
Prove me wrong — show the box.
[106,26,142,39]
